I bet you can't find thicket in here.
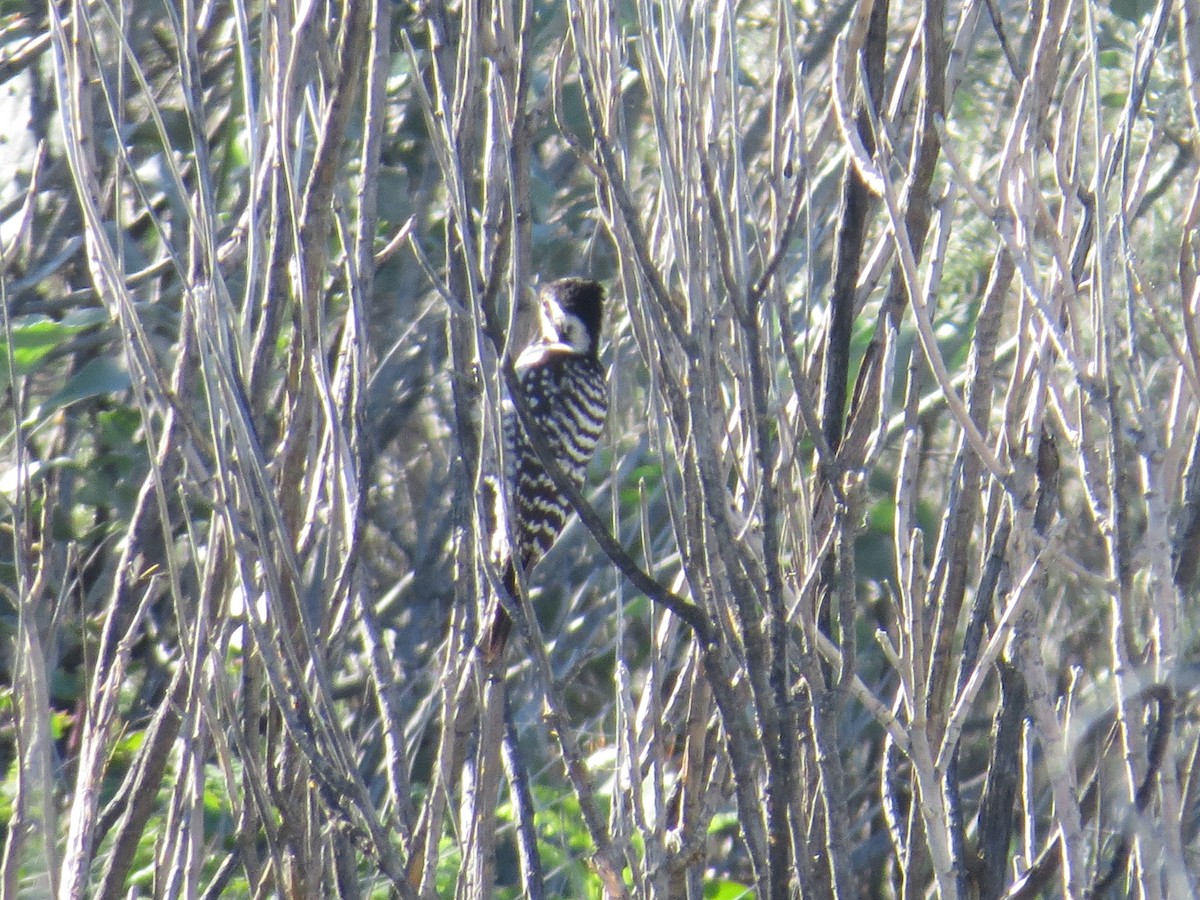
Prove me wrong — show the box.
[2,0,1199,897]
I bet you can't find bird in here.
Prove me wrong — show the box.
[483,278,609,662]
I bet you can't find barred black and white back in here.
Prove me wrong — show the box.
[484,278,608,661]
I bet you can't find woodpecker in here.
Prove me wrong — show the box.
[484,278,608,662]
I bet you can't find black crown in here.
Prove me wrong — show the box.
[545,278,604,352]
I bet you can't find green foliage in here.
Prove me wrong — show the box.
[704,880,753,899]
[0,311,107,387]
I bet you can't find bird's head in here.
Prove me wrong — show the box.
[538,278,605,355]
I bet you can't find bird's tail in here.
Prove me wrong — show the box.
[483,561,518,663]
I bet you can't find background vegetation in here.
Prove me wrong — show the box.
[2,0,1198,896]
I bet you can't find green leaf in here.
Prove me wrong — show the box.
[50,709,73,741]
[705,879,753,899]
[0,310,108,385]
[42,356,131,412]
[1110,0,1155,24]
[708,810,741,833]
